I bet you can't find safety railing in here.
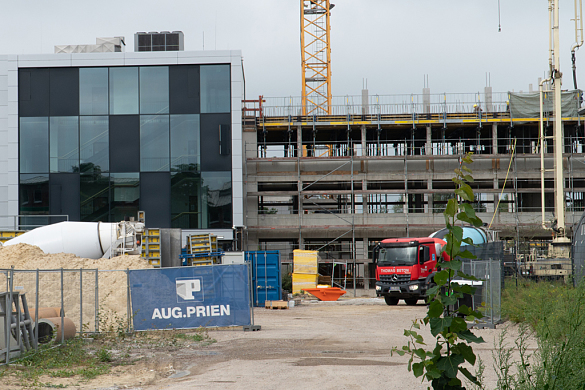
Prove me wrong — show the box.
[259,92,511,117]
[247,135,585,158]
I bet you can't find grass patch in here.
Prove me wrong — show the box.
[499,279,585,389]
[10,338,111,383]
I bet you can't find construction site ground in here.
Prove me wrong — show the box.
[4,297,523,390]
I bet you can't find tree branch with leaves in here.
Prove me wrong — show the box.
[392,153,486,390]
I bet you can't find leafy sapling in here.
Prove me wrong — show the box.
[392,153,486,390]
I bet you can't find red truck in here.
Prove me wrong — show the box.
[373,237,449,305]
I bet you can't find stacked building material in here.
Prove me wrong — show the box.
[292,250,319,294]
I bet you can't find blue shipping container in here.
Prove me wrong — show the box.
[246,251,281,307]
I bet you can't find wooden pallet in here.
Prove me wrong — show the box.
[265,300,289,310]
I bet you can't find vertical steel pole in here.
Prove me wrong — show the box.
[79,269,83,336]
[35,269,39,346]
[126,269,131,333]
[95,270,99,333]
[60,268,64,344]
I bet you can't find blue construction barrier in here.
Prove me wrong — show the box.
[129,264,252,331]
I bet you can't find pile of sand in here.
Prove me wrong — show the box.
[0,243,154,332]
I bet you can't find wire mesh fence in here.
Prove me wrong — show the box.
[459,242,504,328]
[0,268,132,336]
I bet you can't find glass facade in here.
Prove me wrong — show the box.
[50,116,79,173]
[200,65,230,113]
[80,116,109,172]
[140,115,169,172]
[18,64,232,229]
[79,68,108,115]
[109,67,139,115]
[170,114,200,171]
[20,117,48,174]
[140,67,169,114]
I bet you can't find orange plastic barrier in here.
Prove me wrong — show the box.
[304,287,347,301]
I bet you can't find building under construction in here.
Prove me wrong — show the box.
[241,89,585,285]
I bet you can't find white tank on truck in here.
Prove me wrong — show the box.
[3,221,144,259]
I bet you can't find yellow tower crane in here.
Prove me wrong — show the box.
[301,0,334,115]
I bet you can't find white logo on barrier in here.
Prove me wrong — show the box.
[176,279,202,300]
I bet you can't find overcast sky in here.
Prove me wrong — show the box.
[1,1,583,100]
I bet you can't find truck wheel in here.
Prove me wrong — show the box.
[384,296,399,306]
[404,298,418,306]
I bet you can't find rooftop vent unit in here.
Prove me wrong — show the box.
[54,37,125,54]
[134,31,184,52]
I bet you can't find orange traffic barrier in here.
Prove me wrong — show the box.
[304,287,347,301]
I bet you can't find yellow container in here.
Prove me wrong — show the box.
[292,273,318,294]
[293,249,318,274]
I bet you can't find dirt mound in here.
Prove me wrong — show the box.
[0,243,151,270]
[0,243,154,332]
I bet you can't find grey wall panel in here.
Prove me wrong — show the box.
[109,115,140,172]
[49,173,80,223]
[200,113,231,171]
[19,68,50,117]
[50,68,79,116]
[140,172,171,228]
[169,65,199,114]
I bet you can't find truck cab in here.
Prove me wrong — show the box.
[374,237,447,306]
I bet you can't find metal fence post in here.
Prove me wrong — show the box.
[60,268,64,343]
[95,270,99,333]
[79,269,83,335]
[35,269,39,346]
[126,268,131,334]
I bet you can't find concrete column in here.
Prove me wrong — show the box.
[363,180,368,214]
[427,178,433,213]
[493,177,499,215]
[492,123,498,155]
[297,123,303,250]
[361,124,367,156]
[426,125,432,156]
[362,237,370,290]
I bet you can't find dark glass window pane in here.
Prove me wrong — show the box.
[80,116,109,172]
[110,173,139,222]
[140,67,169,114]
[19,69,50,117]
[201,171,232,229]
[140,115,169,171]
[19,174,49,228]
[50,68,79,116]
[169,65,199,114]
[81,172,110,222]
[200,113,231,171]
[49,173,80,223]
[109,67,138,114]
[80,68,109,115]
[20,117,49,173]
[50,116,79,173]
[170,114,199,171]
[140,172,171,228]
[200,65,230,113]
[109,116,140,172]
[171,171,201,229]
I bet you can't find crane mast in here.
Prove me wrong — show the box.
[301,0,333,115]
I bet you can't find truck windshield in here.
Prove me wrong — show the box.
[377,246,418,266]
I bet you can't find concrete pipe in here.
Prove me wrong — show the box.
[26,307,65,321]
[3,221,116,259]
[36,317,76,344]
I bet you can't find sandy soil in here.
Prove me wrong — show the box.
[11,298,529,390]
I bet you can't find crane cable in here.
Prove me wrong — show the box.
[488,138,517,230]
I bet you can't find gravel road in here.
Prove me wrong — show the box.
[138,298,509,390]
